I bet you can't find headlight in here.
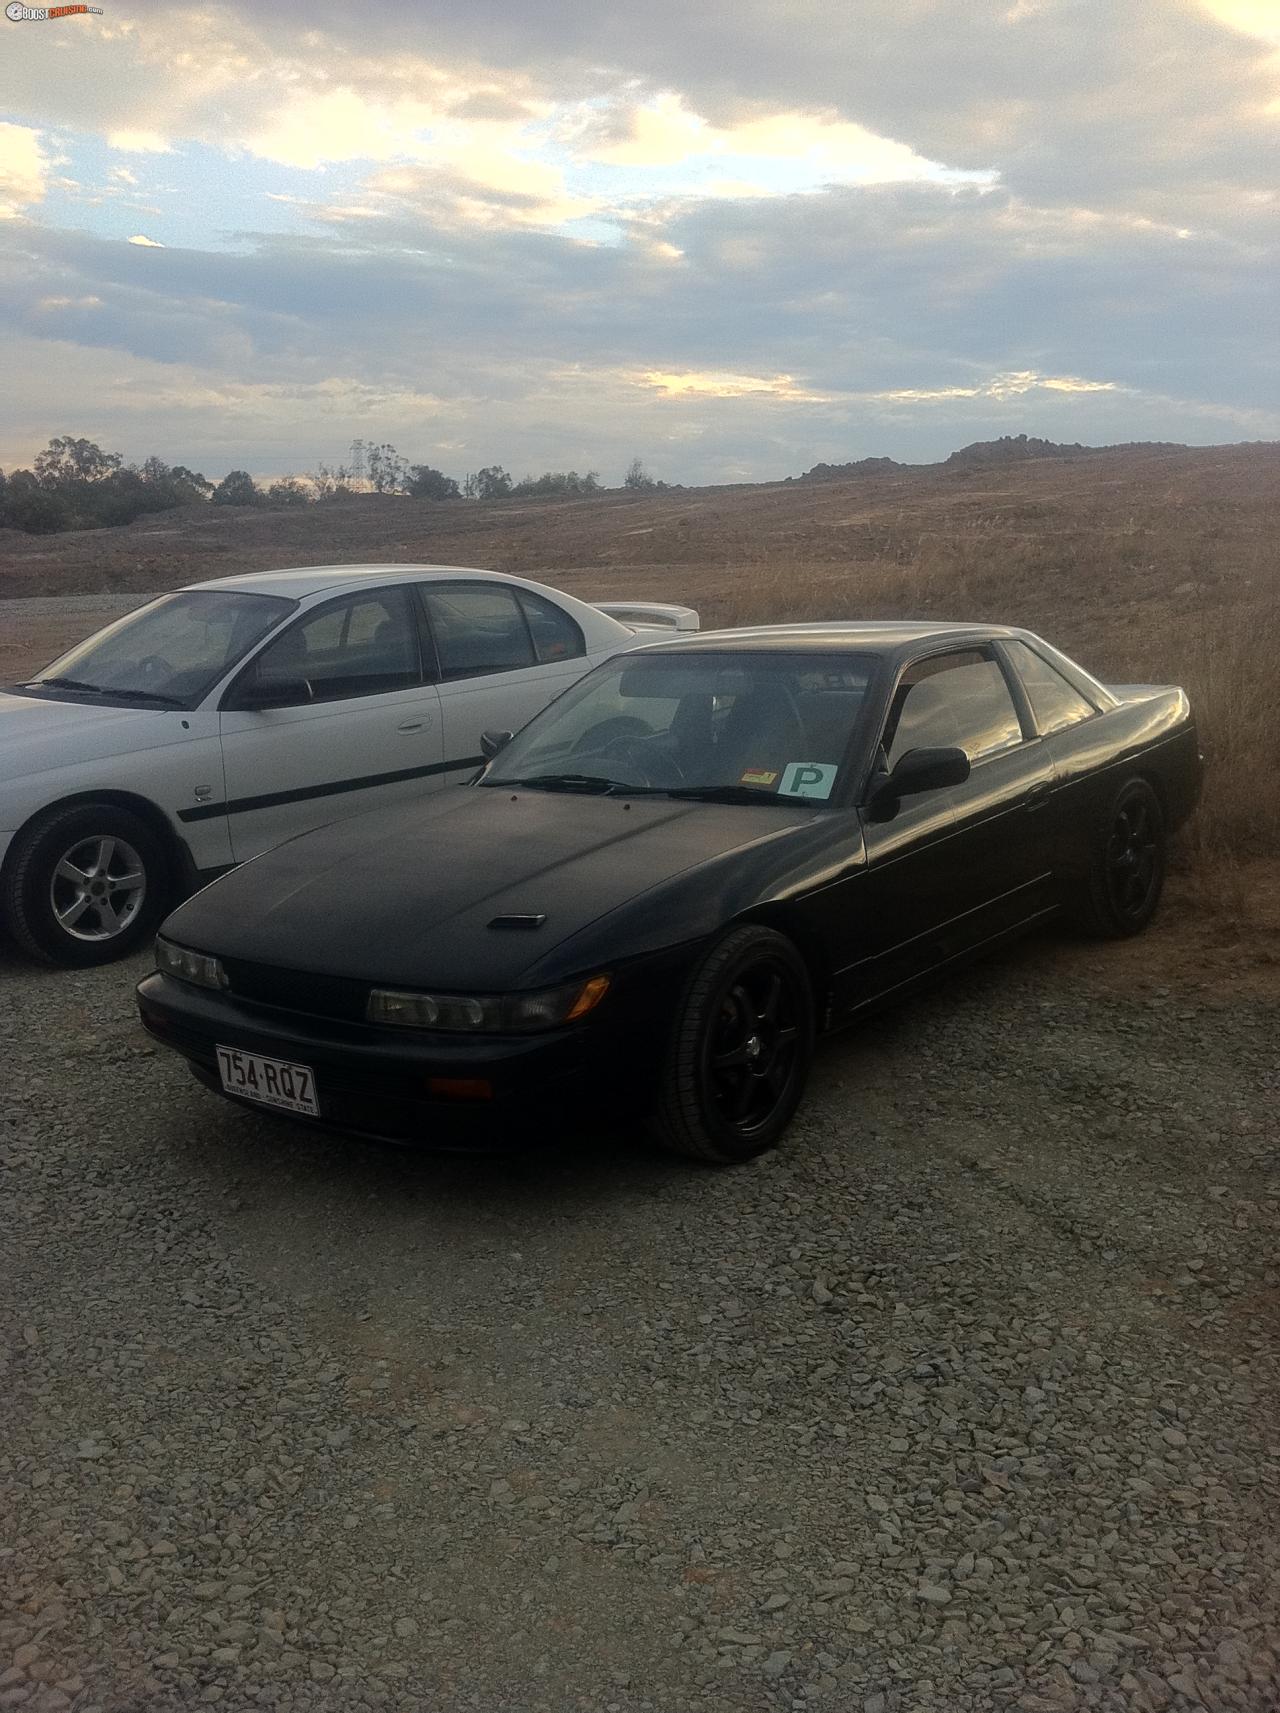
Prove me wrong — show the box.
[155,936,228,991]
[367,974,610,1033]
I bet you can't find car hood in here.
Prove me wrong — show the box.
[166,785,822,991]
[0,689,164,771]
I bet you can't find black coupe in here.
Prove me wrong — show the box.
[136,622,1202,1164]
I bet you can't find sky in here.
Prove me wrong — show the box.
[0,0,1276,486]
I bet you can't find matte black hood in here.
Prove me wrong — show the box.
[166,784,820,991]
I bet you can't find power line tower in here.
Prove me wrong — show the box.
[348,439,368,489]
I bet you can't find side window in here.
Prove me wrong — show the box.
[423,584,537,680]
[249,589,420,704]
[885,650,1023,766]
[1005,640,1096,735]
[518,590,585,665]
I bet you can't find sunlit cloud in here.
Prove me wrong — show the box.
[107,130,172,154]
[0,122,48,218]
[36,295,104,310]
[126,233,165,247]
[638,370,832,402]
[585,93,996,190]
[871,371,1119,403]
[1197,0,1280,44]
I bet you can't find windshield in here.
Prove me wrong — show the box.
[481,649,877,802]
[31,590,294,706]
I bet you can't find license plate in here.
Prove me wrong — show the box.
[216,1045,319,1116]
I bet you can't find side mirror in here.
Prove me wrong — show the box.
[866,746,970,817]
[480,729,513,759]
[232,676,313,712]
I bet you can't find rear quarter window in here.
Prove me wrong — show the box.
[1006,640,1097,735]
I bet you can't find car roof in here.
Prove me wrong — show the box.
[182,564,539,600]
[627,620,1022,657]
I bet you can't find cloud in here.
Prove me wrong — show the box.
[107,130,172,154]
[0,122,48,218]
[36,295,104,311]
[0,0,1275,480]
[582,94,994,189]
[1197,0,1280,44]
[637,370,831,402]
[126,233,165,247]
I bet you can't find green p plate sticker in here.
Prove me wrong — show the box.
[781,761,838,799]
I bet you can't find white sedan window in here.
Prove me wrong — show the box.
[424,584,537,679]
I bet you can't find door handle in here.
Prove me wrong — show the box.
[397,720,427,733]
[1026,782,1053,811]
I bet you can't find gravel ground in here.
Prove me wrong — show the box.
[2,926,1278,1713]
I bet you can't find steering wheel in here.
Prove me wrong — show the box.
[572,718,689,789]
[571,715,651,756]
[135,653,174,681]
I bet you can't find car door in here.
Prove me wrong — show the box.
[218,585,444,863]
[420,581,595,785]
[838,646,1054,1007]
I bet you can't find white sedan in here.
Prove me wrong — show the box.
[0,564,697,965]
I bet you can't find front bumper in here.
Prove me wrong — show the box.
[136,970,620,1148]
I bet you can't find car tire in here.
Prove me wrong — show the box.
[652,924,815,1165]
[1069,778,1166,938]
[2,802,171,967]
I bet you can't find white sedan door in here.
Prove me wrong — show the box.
[218,585,444,863]
[421,581,600,785]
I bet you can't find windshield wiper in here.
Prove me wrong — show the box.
[496,773,639,794]
[29,675,102,693]
[97,686,186,707]
[661,784,814,806]
[28,676,184,707]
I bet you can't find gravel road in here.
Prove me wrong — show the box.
[2,922,1278,1713]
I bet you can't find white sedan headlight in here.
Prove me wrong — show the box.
[155,936,228,991]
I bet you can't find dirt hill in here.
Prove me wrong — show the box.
[3,441,1277,871]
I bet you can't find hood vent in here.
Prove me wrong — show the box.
[487,913,547,931]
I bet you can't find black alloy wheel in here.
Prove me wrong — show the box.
[1072,778,1166,938]
[654,924,815,1164]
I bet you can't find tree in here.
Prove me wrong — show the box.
[468,465,513,501]
[33,435,122,487]
[0,468,70,532]
[366,442,409,495]
[308,462,352,500]
[211,470,262,506]
[266,478,312,507]
[404,464,461,501]
[168,465,213,499]
[623,457,659,492]
[510,470,602,498]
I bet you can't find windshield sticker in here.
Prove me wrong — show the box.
[740,767,779,787]
[780,762,838,799]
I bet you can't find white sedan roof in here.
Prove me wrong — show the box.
[186,563,537,600]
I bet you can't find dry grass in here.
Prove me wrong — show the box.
[4,442,1277,913]
[702,542,1280,885]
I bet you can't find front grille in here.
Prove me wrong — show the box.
[221,958,371,1024]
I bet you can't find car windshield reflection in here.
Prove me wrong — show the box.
[481,650,876,803]
[29,590,294,707]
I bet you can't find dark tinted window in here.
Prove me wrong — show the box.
[1005,640,1096,735]
[518,590,585,665]
[424,583,536,679]
[248,589,420,704]
[886,651,1023,765]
